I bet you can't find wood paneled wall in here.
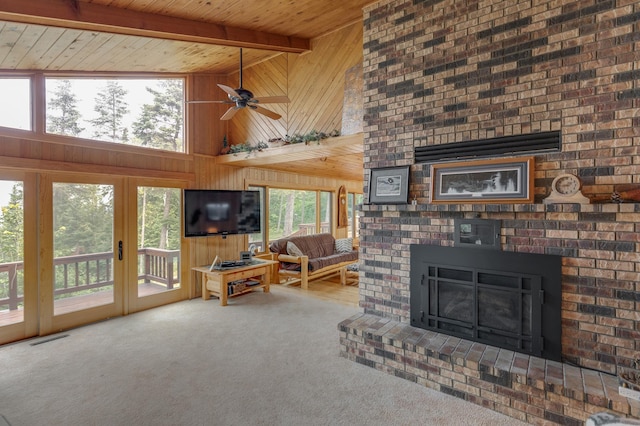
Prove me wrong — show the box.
[227,23,364,145]
[188,73,230,156]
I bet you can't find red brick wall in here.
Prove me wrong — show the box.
[361,0,640,375]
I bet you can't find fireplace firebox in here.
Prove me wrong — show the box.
[410,245,562,361]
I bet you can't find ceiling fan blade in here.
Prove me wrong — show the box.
[251,96,290,104]
[220,107,240,120]
[218,84,240,98]
[251,105,282,120]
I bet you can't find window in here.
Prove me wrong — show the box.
[347,193,363,239]
[269,189,319,239]
[248,186,359,251]
[247,186,266,252]
[0,78,31,131]
[45,77,185,152]
[319,191,332,234]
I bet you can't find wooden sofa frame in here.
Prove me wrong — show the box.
[274,254,356,290]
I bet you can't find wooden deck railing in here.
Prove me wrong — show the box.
[0,262,22,311]
[0,248,179,311]
[137,248,180,289]
[288,222,331,237]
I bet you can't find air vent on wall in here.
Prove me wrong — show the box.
[414,131,560,163]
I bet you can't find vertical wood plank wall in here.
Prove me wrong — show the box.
[228,23,364,146]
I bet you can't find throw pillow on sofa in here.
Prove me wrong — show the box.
[286,241,305,257]
[334,238,353,253]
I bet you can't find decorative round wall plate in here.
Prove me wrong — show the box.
[543,173,590,204]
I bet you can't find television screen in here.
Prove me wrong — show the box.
[184,189,261,237]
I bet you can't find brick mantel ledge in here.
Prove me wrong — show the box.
[338,313,640,425]
[361,202,640,214]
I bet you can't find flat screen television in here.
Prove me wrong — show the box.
[184,189,261,237]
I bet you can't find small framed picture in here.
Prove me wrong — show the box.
[368,166,410,204]
[430,157,534,204]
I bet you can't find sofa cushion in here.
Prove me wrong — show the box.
[308,251,358,271]
[269,233,336,258]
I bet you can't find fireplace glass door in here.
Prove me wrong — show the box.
[410,245,564,359]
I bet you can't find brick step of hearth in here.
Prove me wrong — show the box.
[338,313,639,425]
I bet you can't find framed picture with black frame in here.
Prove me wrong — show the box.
[368,166,410,204]
[430,156,534,204]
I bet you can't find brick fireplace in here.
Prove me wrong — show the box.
[340,0,640,423]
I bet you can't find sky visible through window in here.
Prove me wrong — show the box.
[45,78,178,141]
[0,181,18,208]
[0,78,31,130]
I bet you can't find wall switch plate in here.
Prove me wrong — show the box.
[619,386,640,401]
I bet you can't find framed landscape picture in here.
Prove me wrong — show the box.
[368,166,410,204]
[430,157,534,204]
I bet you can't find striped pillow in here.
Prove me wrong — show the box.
[286,241,305,257]
[334,238,353,253]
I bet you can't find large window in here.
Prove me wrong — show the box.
[269,189,322,239]
[0,78,31,131]
[248,186,361,251]
[45,77,185,152]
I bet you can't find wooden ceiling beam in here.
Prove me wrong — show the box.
[0,0,310,53]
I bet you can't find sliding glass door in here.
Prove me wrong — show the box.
[0,173,37,344]
[128,181,183,312]
[52,182,117,315]
[40,175,124,334]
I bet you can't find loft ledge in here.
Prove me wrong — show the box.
[214,133,363,167]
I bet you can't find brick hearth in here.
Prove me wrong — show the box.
[339,313,639,424]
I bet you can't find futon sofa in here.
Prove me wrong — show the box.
[268,233,358,290]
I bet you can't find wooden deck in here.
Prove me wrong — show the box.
[0,283,177,327]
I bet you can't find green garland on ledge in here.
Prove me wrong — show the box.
[223,129,341,155]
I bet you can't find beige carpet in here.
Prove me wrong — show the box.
[0,286,528,426]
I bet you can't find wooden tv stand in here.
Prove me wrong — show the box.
[192,259,277,306]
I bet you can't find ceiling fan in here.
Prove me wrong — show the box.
[187,48,289,120]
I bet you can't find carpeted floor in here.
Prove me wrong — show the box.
[0,286,528,425]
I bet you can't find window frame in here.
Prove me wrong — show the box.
[0,73,34,133]
[247,184,362,253]
[0,72,190,156]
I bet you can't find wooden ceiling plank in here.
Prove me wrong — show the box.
[0,23,49,69]
[56,32,122,72]
[88,34,154,71]
[53,30,121,71]
[14,26,61,69]
[0,0,310,53]
[0,22,27,68]
[33,28,87,71]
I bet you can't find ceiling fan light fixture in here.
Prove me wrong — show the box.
[187,48,290,120]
